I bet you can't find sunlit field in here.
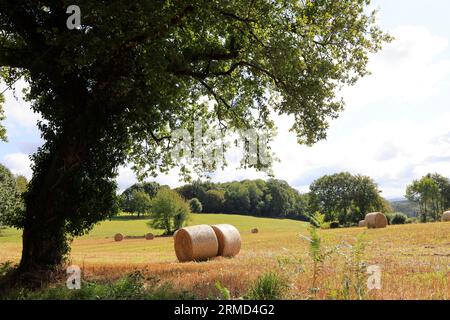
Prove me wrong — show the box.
[1,214,449,299]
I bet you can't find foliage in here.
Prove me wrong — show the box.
[0,164,24,228]
[127,190,152,217]
[309,172,384,225]
[379,197,394,214]
[188,198,203,213]
[406,173,450,222]
[309,211,330,229]
[0,271,197,300]
[120,182,162,216]
[148,189,191,234]
[215,281,231,300]
[14,175,28,195]
[387,212,408,225]
[301,225,334,295]
[177,179,309,219]
[0,84,6,142]
[0,0,390,274]
[405,217,419,224]
[336,234,367,300]
[246,272,288,300]
[203,189,225,213]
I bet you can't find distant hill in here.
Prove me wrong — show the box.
[389,199,420,217]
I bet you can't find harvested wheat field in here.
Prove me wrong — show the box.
[0,214,449,299]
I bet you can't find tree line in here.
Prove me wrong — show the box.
[118,172,397,225]
[3,163,448,234]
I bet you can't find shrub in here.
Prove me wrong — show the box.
[148,189,191,234]
[309,212,330,229]
[189,198,203,213]
[329,221,340,229]
[388,212,408,225]
[406,217,418,224]
[246,272,288,300]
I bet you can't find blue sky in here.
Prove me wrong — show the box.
[1,0,450,199]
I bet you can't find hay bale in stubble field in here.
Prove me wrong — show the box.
[358,220,367,227]
[365,212,388,229]
[174,225,219,262]
[442,211,450,222]
[145,233,155,240]
[114,233,124,242]
[251,228,259,234]
[211,224,241,258]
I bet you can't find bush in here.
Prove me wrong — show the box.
[329,221,340,229]
[148,189,191,234]
[406,217,418,224]
[246,272,289,300]
[189,198,203,213]
[387,212,408,225]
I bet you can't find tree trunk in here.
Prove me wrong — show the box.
[16,140,82,285]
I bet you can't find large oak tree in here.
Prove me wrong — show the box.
[0,0,389,284]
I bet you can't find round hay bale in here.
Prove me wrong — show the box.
[211,224,241,258]
[174,225,219,262]
[442,211,450,222]
[358,220,367,228]
[365,212,388,229]
[114,233,124,242]
[251,228,259,234]
[145,233,155,240]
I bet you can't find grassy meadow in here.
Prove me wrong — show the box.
[0,214,449,299]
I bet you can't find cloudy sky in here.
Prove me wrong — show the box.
[1,0,450,199]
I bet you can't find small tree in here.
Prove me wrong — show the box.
[128,190,152,217]
[189,198,203,213]
[149,189,191,234]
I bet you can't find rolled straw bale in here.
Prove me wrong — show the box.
[251,228,259,234]
[358,220,367,228]
[211,224,241,257]
[442,211,450,222]
[174,225,219,262]
[365,212,388,229]
[114,233,124,242]
[145,233,155,240]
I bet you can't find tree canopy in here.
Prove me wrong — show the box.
[120,182,162,216]
[405,173,450,222]
[149,188,191,234]
[0,0,389,277]
[309,172,384,224]
[0,163,24,227]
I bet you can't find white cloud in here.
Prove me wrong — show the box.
[342,25,450,108]
[1,79,41,130]
[2,153,32,179]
